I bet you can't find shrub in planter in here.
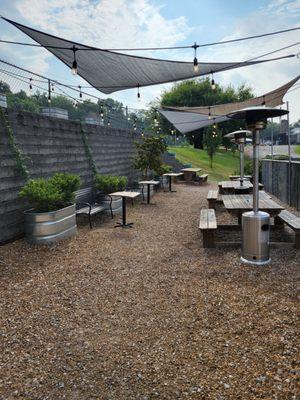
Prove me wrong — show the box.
[94,174,127,194]
[20,173,81,244]
[94,174,127,215]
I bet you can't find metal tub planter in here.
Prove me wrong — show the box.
[24,204,77,244]
[100,194,123,216]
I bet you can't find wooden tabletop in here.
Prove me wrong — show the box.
[219,180,253,189]
[138,180,160,185]
[222,192,284,216]
[163,173,184,177]
[181,168,201,173]
[229,175,252,180]
[109,191,141,199]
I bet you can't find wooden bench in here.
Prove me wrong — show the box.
[207,190,218,209]
[75,187,109,229]
[195,174,208,185]
[199,209,217,248]
[275,210,300,249]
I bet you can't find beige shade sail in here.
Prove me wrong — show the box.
[159,75,299,133]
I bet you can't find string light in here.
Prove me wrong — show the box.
[211,72,216,90]
[107,117,111,126]
[213,119,217,129]
[47,79,51,104]
[29,77,32,92]
[79,85,82,98]
[171,129,174,135]
[74,101,78,108]
[51,83,55,92]
[71,45,78,75]
[192,42,199,73]
[100,104,104,120]
[262,95,266,105]
[137,84,141,101]
[208,106,211,120]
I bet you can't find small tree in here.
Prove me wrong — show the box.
[133,136,168,178]
[204,127,222,168]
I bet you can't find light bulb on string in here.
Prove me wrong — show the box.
[51,83,55,92]
[213,119,217,129]
[47,79,51,104]
[71,45,78,75]
[208,106,211,120]
[79,85,82,99]
[192,42,199,73]
[29,78,32,92]
[137,84,141,102]
[107,118,111,126]
[211,72,216,90]
[74,101,78,109]
[100,103,104,120]
[154,110,157,125]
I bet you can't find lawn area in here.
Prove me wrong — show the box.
[295,146,300,155]
[169,145,243,181]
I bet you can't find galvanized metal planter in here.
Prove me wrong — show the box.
[99,194,122,216]
[24,204,77,244]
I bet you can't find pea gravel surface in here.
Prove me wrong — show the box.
[0,184,299,399]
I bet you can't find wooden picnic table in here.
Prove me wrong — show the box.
[181,167,201,181]
[163,173,184,192]
[138,180,160,204]
[229,175,252,181]
[222,191,284,223]
[219,180,253,194]
[109,191,141,228]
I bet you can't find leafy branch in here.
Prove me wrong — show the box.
[79,122,97,177]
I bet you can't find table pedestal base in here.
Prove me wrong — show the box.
[114,222,134,228]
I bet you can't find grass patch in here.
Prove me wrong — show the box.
[295,146,300,156]
[169,146,244,181]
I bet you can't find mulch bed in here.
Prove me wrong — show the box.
[0,183,299,399]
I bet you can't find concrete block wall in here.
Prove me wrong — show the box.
[0,110,139,243]
[262,159,300,210]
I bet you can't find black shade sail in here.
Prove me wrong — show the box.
[3,17,296,94]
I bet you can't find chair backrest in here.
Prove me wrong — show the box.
[75,187,94,203]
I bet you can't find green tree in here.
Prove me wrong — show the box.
[133,136,168,178]
[159,78,254,149]
[204,126,222,168]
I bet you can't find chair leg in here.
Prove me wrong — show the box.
[295,232,300,249]
[88,213,93,229]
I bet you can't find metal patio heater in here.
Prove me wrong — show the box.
[224,130,251,187]
[227,107,289,265]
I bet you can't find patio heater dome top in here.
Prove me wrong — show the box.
[224,130,252,139]
[227,106,289,124]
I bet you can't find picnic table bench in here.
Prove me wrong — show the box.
[75,187,109,229]
[275,210,300,249]
[181,167,201,181]
[207,190,218,209]
[199,209,217,248]
[195,174,208,185]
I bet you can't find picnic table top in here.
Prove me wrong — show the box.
[109,191,141,199]
[181,168,202,173]
[219,180,253,189]
[163,173,184,177]
[222,192,284,214]
[138,180,160,185]
[229,175,252,179]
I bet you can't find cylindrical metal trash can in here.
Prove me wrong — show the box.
[241,211,270,265]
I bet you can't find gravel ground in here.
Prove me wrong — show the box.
[0,183,299,399]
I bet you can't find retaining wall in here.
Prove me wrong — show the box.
[261,159,300,210]
[0,110,139,243]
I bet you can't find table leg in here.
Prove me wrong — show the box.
[115,197,134,228]
[147,184,150,204]
[169,176,176,192]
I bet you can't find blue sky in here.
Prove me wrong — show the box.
[0,0,299,121]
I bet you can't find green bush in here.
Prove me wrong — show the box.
[265,154,289,160]
[94,174,127,194]
[20,173,81,212]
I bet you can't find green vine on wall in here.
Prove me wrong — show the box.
[0,108,30,179]
[79,122,97,177]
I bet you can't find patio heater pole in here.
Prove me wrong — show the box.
[252,127,261,213]
[286,101,291,205]
[239,141,245,187]
[271,118,274,159]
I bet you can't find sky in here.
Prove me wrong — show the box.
[0,0,299,122]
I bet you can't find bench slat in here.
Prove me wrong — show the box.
[207,190,218,200]
[199,209,217,230]
[278,210,300,230]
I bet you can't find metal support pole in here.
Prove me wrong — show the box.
[239,142,244,187]
[253,130,260,214]
[271,118,274,159]
[286,101,291,205]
